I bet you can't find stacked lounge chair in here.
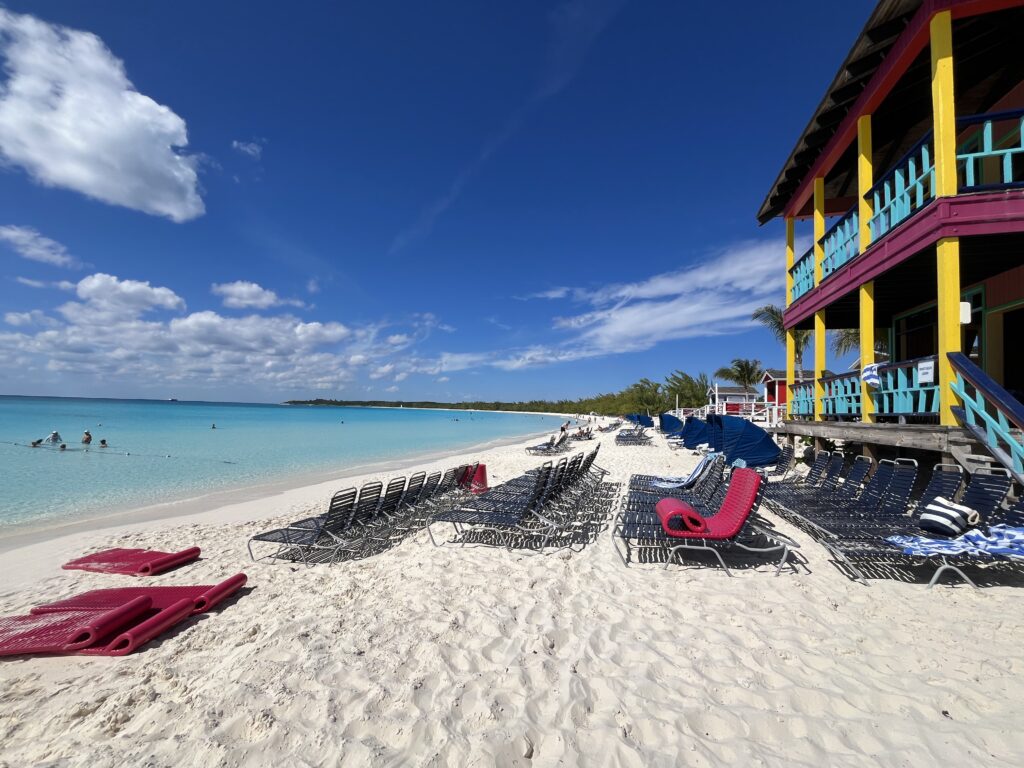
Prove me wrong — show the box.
[247,462,477,565]
[427,446,609,550]
[526,432,570,455]
[615,427,652,446]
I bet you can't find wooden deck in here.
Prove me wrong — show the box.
[769,420,970,452]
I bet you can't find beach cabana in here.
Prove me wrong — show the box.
[658,412,684,434]
[682,418,709,449]
[711,415,781,468]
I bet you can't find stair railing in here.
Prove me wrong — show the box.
[947,352,1024,484]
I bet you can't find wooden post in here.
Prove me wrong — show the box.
[785,217,795,419]
[858,114,876,423]
[930,10,961,427]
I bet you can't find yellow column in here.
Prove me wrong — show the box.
[814,311,826,421]
[931,9,960,426]
[813,178,826,419]
[858,114,876,422]
[813,177,825,286]
[785,217,795,418]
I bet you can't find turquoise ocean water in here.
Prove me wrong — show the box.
[0,396,563,529]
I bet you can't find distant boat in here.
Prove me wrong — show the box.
[167,398,178,402]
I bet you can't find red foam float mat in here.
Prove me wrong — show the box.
[62,547,201,576]
[32,573,248,616]
[0,574,248,657]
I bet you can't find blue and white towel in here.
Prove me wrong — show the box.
[887,525,1024,559]
[862,363,880,388]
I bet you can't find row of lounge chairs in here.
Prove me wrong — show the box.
[597,420,622,433]
[615,427,652,446]
[428,446,609,551]
[248,463,477,565]
[614,455,800,574]
[765,451,1022,586]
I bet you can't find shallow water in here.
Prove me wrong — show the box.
[0,396,563,528]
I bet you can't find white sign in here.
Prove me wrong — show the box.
[917,359,935,384]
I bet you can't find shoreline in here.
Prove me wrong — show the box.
[0,424,569,557]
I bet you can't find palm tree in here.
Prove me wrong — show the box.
[664,370,711,408]
[714,358,764,394]
[752,304,811,379]
[831,328,890,360]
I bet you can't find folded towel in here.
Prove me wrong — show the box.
[655,498,708,537]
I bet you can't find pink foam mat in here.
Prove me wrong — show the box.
[62,547,201,576]
[0,574,247,657]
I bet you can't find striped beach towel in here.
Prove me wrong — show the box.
[887,525,1024,559]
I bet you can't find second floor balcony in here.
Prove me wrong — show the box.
[787,109,1024,314]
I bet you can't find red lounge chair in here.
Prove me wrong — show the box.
[62,547,201,576]
[613,468,799,575]
[0,574,246,657]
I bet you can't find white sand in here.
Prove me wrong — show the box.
[1,432,1023,766]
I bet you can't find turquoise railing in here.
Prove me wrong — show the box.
[864,109,1024,243]
[868,138,935,241]
[789,247,815,303]
[788,381,815,419]
[820,207,859,279]
[958,109,1024,189]
[820,372,861,419]
[873,355,940,418]
[948,352,1024,485]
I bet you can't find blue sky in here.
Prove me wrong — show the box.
[0,1,871,402]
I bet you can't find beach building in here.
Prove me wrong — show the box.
[760,0,1024,482]
[705,383,760,413]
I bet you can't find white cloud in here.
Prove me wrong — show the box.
[231,139,264,159]
[0,225,79,267]
[4,309,58,327]
[436,376,450,383]
[393,372,408,382]
[306,278,320,294]
[0,10,203,221]
[369,363,394,380]
[384,385,399,393]
[211,280,305,309]
[57,272,185,325]
[386,333,410,346]
[521,287,570,300]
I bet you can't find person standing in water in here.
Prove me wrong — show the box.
[45,430,62,444]
[82,430,92,445]
[211,423,217,429]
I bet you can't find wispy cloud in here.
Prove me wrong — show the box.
[0,10,203,221]
[405,238,789,375]
[231,138,265,160]
[389,0,625,254]
[0,226,81,268]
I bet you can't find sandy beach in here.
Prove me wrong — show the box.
[1,430,1023,767]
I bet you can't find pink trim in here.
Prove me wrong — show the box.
[784,190,1024,328]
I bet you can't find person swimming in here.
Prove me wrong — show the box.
[30,439,42,448]
[99,439,108,447]
[58,443,67,451]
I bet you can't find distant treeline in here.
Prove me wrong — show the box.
[286,369,724,416]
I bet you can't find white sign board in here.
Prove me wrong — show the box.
[917,359,935,385]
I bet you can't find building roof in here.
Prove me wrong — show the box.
[757,0,921,224]
[708,385,760,395]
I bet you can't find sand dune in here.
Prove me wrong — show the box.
[1,431,1023,766]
